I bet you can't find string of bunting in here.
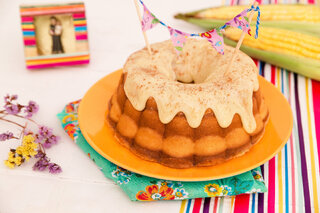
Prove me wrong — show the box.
[139,0,261,55]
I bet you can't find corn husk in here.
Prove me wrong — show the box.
[225,38,320,80]
[175,4,320,80]
[175,4,320,35]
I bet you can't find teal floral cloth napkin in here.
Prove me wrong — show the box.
[57,100,267,201]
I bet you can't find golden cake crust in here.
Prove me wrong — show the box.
[107,74,269,169]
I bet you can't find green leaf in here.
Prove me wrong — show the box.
[244,16,249,22]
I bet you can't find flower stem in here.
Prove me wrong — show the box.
[19,122,28,139]
[0,113,38,126]
[0,117,24,128]
[13,114,38,125]
[39,143,46,154]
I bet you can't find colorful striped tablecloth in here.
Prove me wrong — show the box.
[179,0,320,212]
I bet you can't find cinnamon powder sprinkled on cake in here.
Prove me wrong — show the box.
[123,39,259,133]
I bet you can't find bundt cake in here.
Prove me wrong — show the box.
[107,39,269,169]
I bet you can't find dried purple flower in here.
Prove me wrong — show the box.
[0,132,14,141]
[38,126,53,138]
[43,140,52,148]
[24,101,39,118]
[2,94,62,174]
[43,135,60,148]
[33,156,50,171]
[48,163,62,174]
[4,104,20,115]
[11,95,18,101]
[33,152,62,174]
[34,150,46,159]
[36,126,59,148]
[3,94,20,115]
[4,94,17,102]
[4,95,10,102]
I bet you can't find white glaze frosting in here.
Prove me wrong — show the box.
[123,39,259,133]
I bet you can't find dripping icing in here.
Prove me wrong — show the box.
[123,39,259,133]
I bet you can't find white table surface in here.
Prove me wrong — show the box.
[0,0,224,212]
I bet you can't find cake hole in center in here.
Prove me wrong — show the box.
[177,80,195,84]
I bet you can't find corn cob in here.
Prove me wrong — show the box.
[175,5,320,35]
[196,5,320,22]
[223,26,320,80]
[225,27,320,60]
[175,4,320,80]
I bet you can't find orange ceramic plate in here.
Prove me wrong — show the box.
[78,70,293,181]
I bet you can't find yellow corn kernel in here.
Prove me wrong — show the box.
[196,5,320,23]
[223,27,320,60]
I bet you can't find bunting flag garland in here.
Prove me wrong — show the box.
[168,27,190,54]
[138,0,260,55]
[224,9,252,36]
[141,5,159,32]
[199,29,224,54]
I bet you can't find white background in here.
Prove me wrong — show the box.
[0,0,222,212]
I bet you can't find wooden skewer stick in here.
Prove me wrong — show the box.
[133,0,152,55]
[225,1,259,75]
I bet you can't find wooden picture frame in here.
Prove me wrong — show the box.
[20,2,90,69]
